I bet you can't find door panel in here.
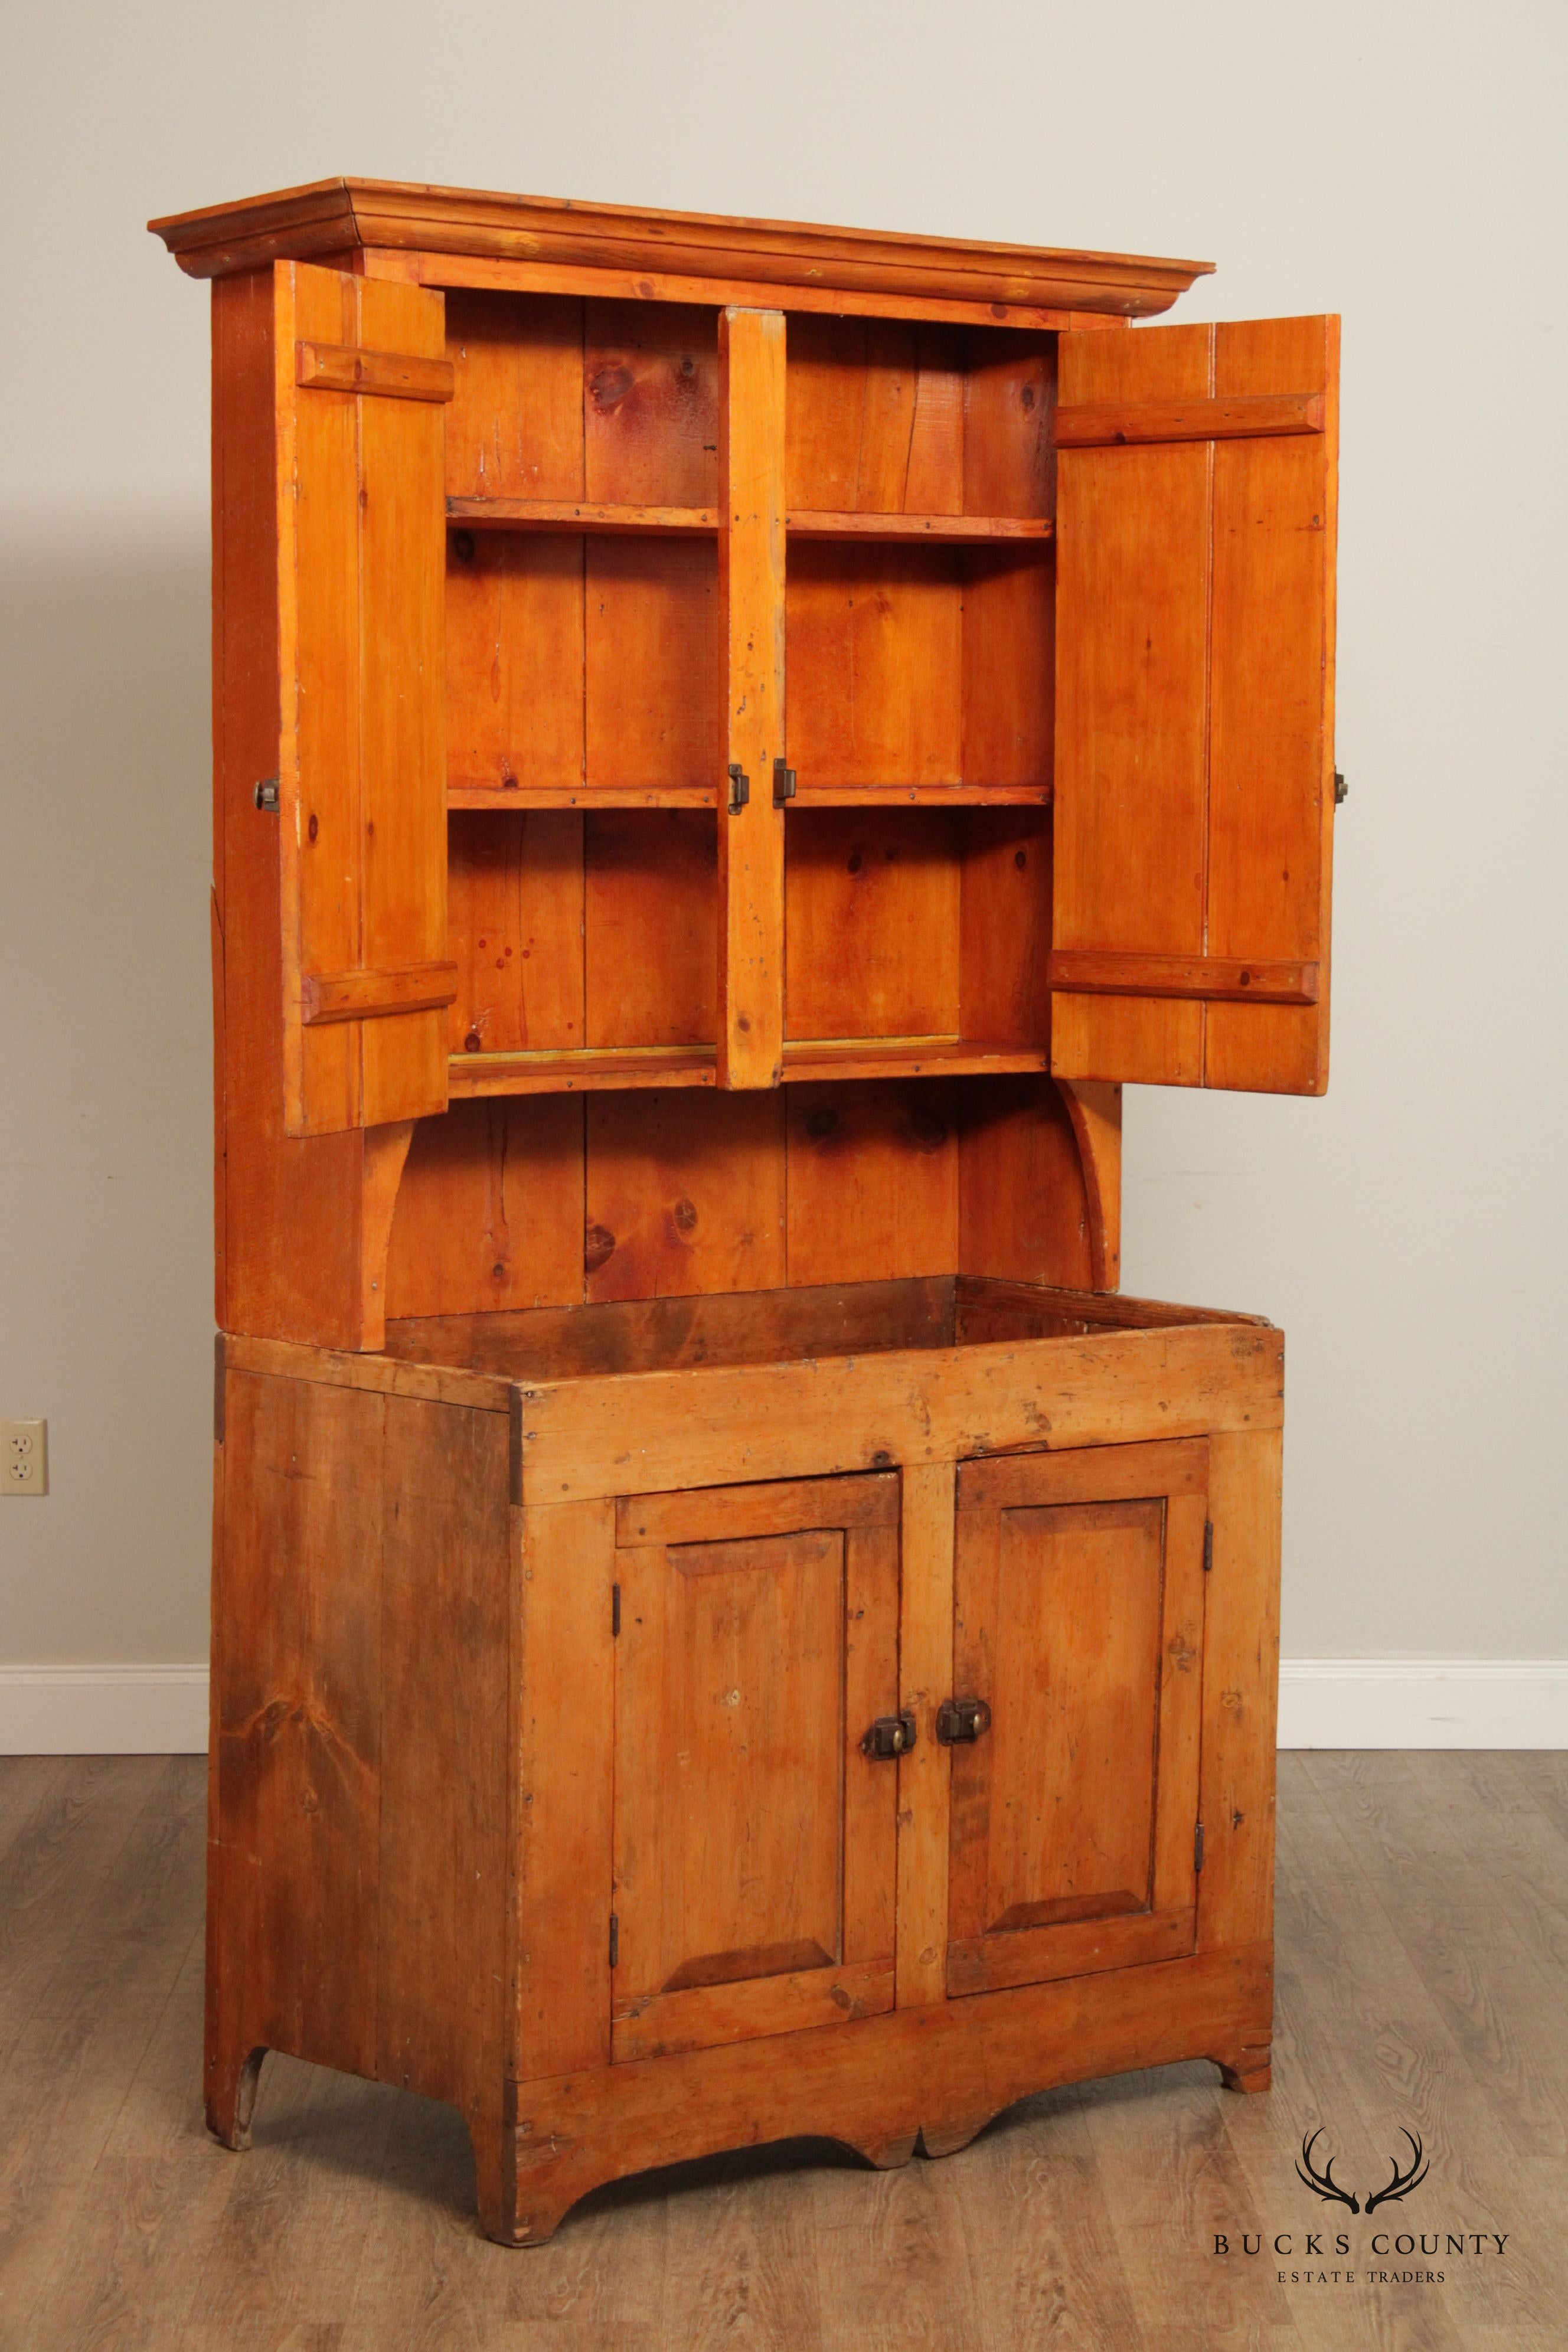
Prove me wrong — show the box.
[1051,315,1338,1096]
[276,262,455,1134]
[948,1440,1207,1998]
[612,1471,899,2061]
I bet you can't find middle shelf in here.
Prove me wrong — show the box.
[447,497,1054,544]
[447,782,1053,810]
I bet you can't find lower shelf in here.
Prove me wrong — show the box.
[446,1038,1051,1097]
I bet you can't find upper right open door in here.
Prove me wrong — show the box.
[1051,316,1339,1093]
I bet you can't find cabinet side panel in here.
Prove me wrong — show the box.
[1197,1427,1282,1953]
[376,1393,513,2111]
[211,272,369,1345]
[214,1371,385,2076]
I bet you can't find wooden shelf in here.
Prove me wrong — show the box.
[449,498,716,535]
[789,783,1051,808]
[449,1046,715,1097]
[447,497,1050,545]
[783,1038,1051,1082]
[449,1037,1049,1097]
[449,783,719,811]
[449,782,1050,812]
[788,511,1051,544]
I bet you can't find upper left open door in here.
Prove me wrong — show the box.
[273,262,455,1135]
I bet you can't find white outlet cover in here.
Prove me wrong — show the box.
[2,1419,47,1496]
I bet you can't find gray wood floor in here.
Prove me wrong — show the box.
[2,1752,1566,2350]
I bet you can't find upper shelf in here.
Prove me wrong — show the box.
[148,177,1213,324]
[447,498,1052,545]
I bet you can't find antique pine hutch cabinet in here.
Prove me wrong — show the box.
[151,178,1338,2245]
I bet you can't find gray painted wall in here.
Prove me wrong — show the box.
[1,0,1563,1667]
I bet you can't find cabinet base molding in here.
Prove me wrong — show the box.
[476,1941,1270,2245]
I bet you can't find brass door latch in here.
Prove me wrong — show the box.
[861,1711,916,1760]
[936,1697,991,1744]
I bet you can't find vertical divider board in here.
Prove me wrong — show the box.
[717,309,787,1089]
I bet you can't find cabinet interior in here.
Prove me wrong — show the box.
[443,292,1060,1083]
[419,287,1087,1326]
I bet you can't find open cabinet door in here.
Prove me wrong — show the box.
[1051,317,1338,1093]
[275,262,456,1135]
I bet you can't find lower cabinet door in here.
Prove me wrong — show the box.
[946,1439,1209,1998]
[610,1471,900,2062]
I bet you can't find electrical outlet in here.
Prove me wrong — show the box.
[3,1420,47,1496]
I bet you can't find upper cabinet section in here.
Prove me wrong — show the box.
[1051,316,1340,1095]
[149,178,1213,326]
[169,182,1341,1121]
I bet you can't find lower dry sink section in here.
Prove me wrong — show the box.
[210,1285,1282,2244]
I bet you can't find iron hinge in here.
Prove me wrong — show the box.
[861,1711,917,1760]
[1203,1521,1214,1574]
[936,1696,992,1745]
[253,777,280,812]
[612,1582,621,1637]
[772,757,797,806]
[609,1913,619,1968]
[1334,769,1348,806]
[1195,1822,1206,1874]
[726,763,750,813]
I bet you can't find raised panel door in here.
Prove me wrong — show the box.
[947,1440,1208,1996]
[611,1471,899,2061]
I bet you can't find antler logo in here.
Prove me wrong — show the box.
[1296,2130,1360,2212]
[1296,2128,1429,2214]
[1365,2131,1428,2213]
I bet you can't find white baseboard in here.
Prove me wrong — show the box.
[2,1660,1566,1756]
[1277,1658,1568,1749]
[0,1665,208,1755]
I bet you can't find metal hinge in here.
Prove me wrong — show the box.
[1195,1822,1206,1874]
[253,777,280,812]
[1203,1521,1214,1574]
[612,1582,621,1637]
[726,763,750,813]
[772,757,797,805]
[609,1913,619,1968]
[1334,770,1348,806]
